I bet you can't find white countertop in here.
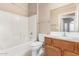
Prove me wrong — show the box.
[45,34,79,42]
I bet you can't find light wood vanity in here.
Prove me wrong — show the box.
[44,35,79,56]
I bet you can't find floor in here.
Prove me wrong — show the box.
[24,47,44,56]
[24,50,32,56]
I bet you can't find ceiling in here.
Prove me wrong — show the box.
[49,3,71,9]
[13,3,70,9]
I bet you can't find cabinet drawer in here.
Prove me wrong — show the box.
[45,46,61,56]
[53,39,75,51]
[45,37,52,46]
[63,50,79,56]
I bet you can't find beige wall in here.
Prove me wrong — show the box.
[51,4,77,31]
[0,3,37,17]
[0,3,28,16]
[38,3,51,34]
[28,3,37,17]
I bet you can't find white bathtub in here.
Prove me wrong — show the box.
[0,41,32,56]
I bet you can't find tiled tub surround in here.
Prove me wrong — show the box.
[44,33,79,56]
[0,10,31,56]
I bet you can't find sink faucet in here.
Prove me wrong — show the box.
[63,32,66,37]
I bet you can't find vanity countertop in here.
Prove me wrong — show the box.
[45,34,79,43]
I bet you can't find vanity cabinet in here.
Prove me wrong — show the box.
[44,37,52,46]
[44,37,79,56]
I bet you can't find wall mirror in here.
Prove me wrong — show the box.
[59,12,78,32]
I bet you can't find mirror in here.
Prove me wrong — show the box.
[60,12,75,32]
[50,4,79,32]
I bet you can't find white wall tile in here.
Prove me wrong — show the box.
[0,10,29,49]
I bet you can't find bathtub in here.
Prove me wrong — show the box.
[0,41,32,56]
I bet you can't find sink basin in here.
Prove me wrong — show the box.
[50,32,79,40]
[50,32,64,36]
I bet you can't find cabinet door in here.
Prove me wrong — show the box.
[63,50,79,56]
[53,39,75,51]
[74,43,79,54]
[45,46,61,56]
